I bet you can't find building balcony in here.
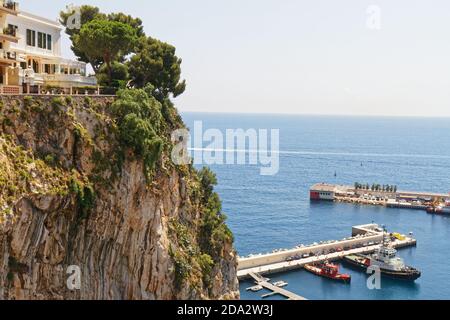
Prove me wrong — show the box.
[0,0,19,15]
[0,49,17,64]
[0,25,19,43]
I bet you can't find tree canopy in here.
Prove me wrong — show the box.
[128,37,186,99]
[60,5,105,72]
[60,6,144,71]
[96,61,129,88]
[73,19,137,86]
[107,12,145,39]
[60,5,186,99]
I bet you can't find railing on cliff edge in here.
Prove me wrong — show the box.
[0,85,119,96]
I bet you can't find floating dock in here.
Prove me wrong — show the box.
[237,224,416,280]
[247,272,306,300]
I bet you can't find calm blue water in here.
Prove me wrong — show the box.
[182,113,450,300]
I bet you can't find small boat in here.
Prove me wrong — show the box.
[272,281,288,288]
[304,261,351,283]
[426,206,449,214]
[246,285,263,292]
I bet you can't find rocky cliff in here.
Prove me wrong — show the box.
[0,93,238,300]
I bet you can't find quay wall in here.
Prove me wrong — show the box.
[352,224,378,236]
[312,184,449,200]
[238,233,382,270]
[237,237,416,279]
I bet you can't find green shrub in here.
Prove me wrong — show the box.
[43,153,57,166]
[65,96,73,105]
[198,167,218,203]
[111,88,165,178]
[23,95,33,108]
[84,96,93,107]
[51,97,66,109]
[169,246,192,289]
[73,122,93,146]
[197,253,214,288]
[197,167,234,257]
[119,114,154,156]
[69,178,95,219]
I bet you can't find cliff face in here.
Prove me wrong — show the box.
[0,95,238,300]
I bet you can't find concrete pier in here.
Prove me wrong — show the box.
[237,224,416,280]
[310,183,450,214]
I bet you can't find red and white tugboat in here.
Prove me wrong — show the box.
[304,261,351,283]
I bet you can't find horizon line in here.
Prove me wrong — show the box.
[179,110,450,119]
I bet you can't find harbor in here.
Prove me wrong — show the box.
[186,114,450,300]
[237,224,416,280]
[310,183,450,214]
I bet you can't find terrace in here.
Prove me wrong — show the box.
[0,25,19,42]
[0,0,19,15]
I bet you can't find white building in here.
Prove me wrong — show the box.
[310,183,337,201]
[0,1,97,94]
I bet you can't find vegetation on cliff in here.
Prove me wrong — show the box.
[1,93,237,298]
[0,4,236,300]
[168,166,233,293]
[0,135,72,220]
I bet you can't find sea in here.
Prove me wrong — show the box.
[181,112,450,300]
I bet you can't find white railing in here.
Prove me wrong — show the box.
[17,69,97,87]
[43,73,97,86]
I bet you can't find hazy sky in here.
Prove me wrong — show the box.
[20,0,450,117]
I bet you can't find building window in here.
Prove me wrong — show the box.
[43,64,56,74]
[38,32,43,48]
[26,29,36,46]
[47,34,52,51]
[37,31,52,50]
[32,60,39,73]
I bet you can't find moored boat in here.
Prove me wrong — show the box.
[246,285,263,292]
[427,206,443,214]
[272,280,288,288]
[304,261,351,283]
[343,244,421,281]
